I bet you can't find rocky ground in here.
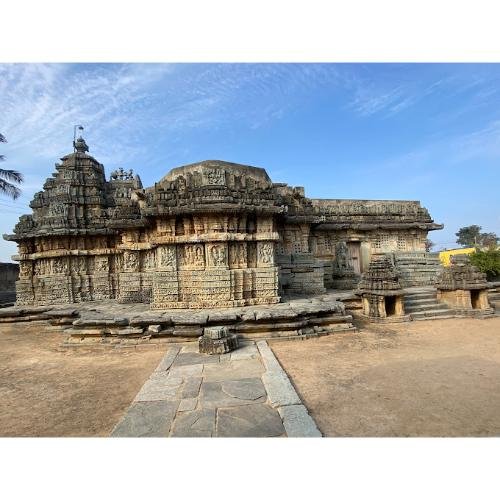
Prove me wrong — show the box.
[271,316,500,437]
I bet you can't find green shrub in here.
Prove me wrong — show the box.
[469,249,500,281]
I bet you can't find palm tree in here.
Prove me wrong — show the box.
[0,133,23,199]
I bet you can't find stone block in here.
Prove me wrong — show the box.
[261,371,301,408]
[277,404,322,437]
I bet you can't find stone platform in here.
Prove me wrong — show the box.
[111,340,321,437]
[0,292,357,347]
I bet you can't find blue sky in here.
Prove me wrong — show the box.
[0,63,499,261]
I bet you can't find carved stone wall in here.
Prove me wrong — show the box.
[4,139,443,307]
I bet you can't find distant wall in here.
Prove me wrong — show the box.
[439,247,476,267]
[0,262,19,303]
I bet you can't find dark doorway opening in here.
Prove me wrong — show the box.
[385,296,396,316]
[470,290,481,309]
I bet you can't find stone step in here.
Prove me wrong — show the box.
[411,313,456,321]
[404,297,439,306]
[404,293,437,301]
[405,303,449,313]
[410,309,455,320]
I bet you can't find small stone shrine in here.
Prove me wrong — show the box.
[357,255,408,322]
[199,326,239,354]
[4,134,443,309]
[436,254,493,316]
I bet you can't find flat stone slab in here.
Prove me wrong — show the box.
[169,364,204,378]
[202,358,264,382]
[170,408,216,437]
[180,376,203,399]
[134,373,183,402]
[173,352,220,366]
[216,404,285,437]
[221,378,266,401]
[154,346,181,372]
[111,400,178,437]
[200,379,267,409]
[277,405,322,437]
[178,397,198,412]
[230,343,259,361]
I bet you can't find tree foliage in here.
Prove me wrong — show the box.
[0,134,23,200]
[455,225,499,249]
[469,249,500,281]
[456,225,482,247]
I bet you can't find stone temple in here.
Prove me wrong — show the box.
[4,135,443,311]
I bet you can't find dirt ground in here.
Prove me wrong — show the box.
[0,323,165,437]
[271,316,500,437]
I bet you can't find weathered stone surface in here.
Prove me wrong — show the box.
[180,377,203,399]
[111,400,178,437]
[221,378,266,401]
[134,373,183,402]
[5,135,442,312]
[216,404,285,437]
[202,358,264,382]
[277,404,322,437]
[173,352,220,366]
[154,346,181,372]
[200,380,267,409]
[170,408,216,437]
[169,364,204,378]
[256,341,283,372]
[261,371,301,408]
[230,343,259,361]
[178,397,198,412]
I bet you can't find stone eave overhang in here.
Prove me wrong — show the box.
[3,227,121,242]
[140,203,285,217]
[310,222,444,231]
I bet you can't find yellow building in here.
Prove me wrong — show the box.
[439,247,476,267]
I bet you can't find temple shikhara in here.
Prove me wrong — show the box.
[4,135,445,310]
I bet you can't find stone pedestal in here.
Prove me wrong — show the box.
[199,326,239,355]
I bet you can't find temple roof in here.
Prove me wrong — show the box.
[159,159,272,185]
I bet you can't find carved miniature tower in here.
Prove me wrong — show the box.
[357,255,409,322]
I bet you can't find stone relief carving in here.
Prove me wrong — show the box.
[19,261,32,277]
[206,169,226,186]
[123,251,140,272]
[95,256,109,273]
[258,242,274,265]
[179,244,205,268]
[53,258,68,274]
[158,246,177,270]
[208,244,227,267]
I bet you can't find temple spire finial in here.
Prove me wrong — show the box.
[73,124,89,153]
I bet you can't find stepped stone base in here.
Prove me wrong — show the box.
[392,252,442,287]
[0,292,355,346]
[199,326,239,354]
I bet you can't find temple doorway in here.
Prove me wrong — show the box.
[347,242,361,274]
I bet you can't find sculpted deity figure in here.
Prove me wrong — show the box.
[258,243,273,264]
[210,245,226,267]
[159,246,176,269]
[124,251,139,271]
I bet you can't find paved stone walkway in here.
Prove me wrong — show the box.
[111,341,322,437]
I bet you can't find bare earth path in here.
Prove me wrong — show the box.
[271,317,500,437]
[0,323,165,436]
